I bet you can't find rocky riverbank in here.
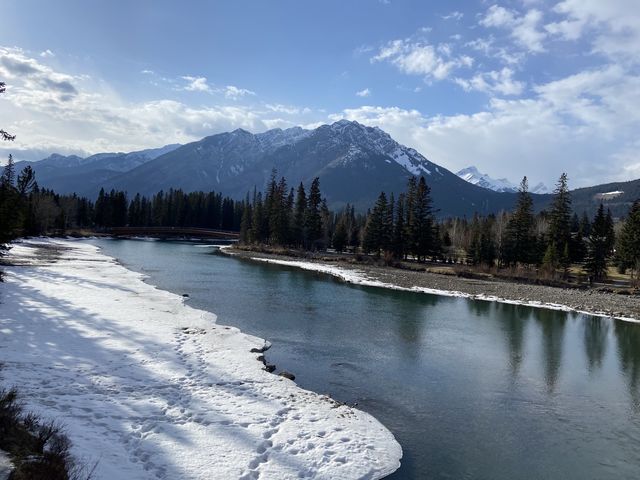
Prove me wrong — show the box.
[225,247,640,322]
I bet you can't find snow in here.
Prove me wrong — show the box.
[596,190,624,198]
[391,148,426,176]
[456,166,518,193]
[0,239,401,480]
[241,256,640,325]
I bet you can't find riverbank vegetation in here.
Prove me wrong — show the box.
[236,171,640,289]
[0,388,94,479]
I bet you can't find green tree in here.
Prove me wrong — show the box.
[363,191,389,256]
[502,177,536,267]
[408,176,434,261]
[547,173,572,274]
[617,200,640,278]
[292,183,307,247]
[305,177,323,249]
[585,204,611,282]
[332,216,348,252]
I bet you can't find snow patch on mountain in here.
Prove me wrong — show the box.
[456,166,518,193]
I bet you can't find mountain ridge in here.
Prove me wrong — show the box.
[11,120,639,218]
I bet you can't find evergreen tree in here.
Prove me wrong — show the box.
[502,177,536,267]
[305,177,323,249]
[547,173,572,274]
[292,183,307,247]
[585,204,610,282]
[409,176,434,261]
[616,200,640,277]
[332,216,348,252]
[1,154,15,186]
[363,191,388,256]
[392,193,406,259]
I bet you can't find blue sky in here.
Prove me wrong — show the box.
[1,0,639,188]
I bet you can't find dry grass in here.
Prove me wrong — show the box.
[0,388,96,479]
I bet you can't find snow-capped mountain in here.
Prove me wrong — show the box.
[456,166,550,195]
[93,120,522,216]
[456,166,518,193]
[18,121,531,217]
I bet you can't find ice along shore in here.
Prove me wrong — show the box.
[0,239,401,479]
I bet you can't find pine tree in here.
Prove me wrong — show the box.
[292,183,307,247]
[1,154,15,186]
[305,177,323,249]
[502,177,536,267]
[585,203,610,282]
[363,191,388,256]
[547,173,572,274]
[392,193,406,259]
[616,200,640,277]
[410,177,434,261]
[332,216,348,252]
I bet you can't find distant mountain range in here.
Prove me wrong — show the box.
[456,166,549,194]
[12,120,639,218]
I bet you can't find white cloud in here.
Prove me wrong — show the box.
[329,64,640,188]
[371,39,472,81]
[181,75,211,92]
[264,103,311,115]
[480,5,547,53]
[222,85,255,99]
[0,48,282,161]
[356,88,371,97]
[442,11,463,21]
[39,49,55,58]
[455,67,525,96]
[549,0,640,63]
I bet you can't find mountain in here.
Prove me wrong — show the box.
[94,120,526,217]
[456,166,518,193]
[456,165,551,195]
[569,179,640,218]
[13,144,181,194]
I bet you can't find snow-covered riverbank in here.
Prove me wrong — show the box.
[0,239,401,479]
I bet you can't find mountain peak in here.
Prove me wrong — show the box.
[456,166,518,193]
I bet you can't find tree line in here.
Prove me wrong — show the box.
[238,171,640,283]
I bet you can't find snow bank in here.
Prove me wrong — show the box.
[0,240,401,479]
[242,256,640,324]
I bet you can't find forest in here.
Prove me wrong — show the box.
[2,157,640,284]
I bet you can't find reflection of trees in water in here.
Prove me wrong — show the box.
[614,321,640,405]
[583,317,608,373]
[535,308,567,393]
[391,292,436,354]
[493,303,528,380]
[504,305,531,380]
[466,298,492,317]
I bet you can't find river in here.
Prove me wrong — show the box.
[89,238,640,480]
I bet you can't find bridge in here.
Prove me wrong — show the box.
[106,226,239,240]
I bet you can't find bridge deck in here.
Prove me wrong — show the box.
[106,227,239,239]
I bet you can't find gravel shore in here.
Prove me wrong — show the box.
[227,248,640,322]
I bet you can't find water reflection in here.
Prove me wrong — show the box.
[614,321,640,406]
[535,309,566,393]
[584,317,608,373]
[498,304,527,380]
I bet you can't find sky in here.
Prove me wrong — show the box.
[0,0,639,189]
